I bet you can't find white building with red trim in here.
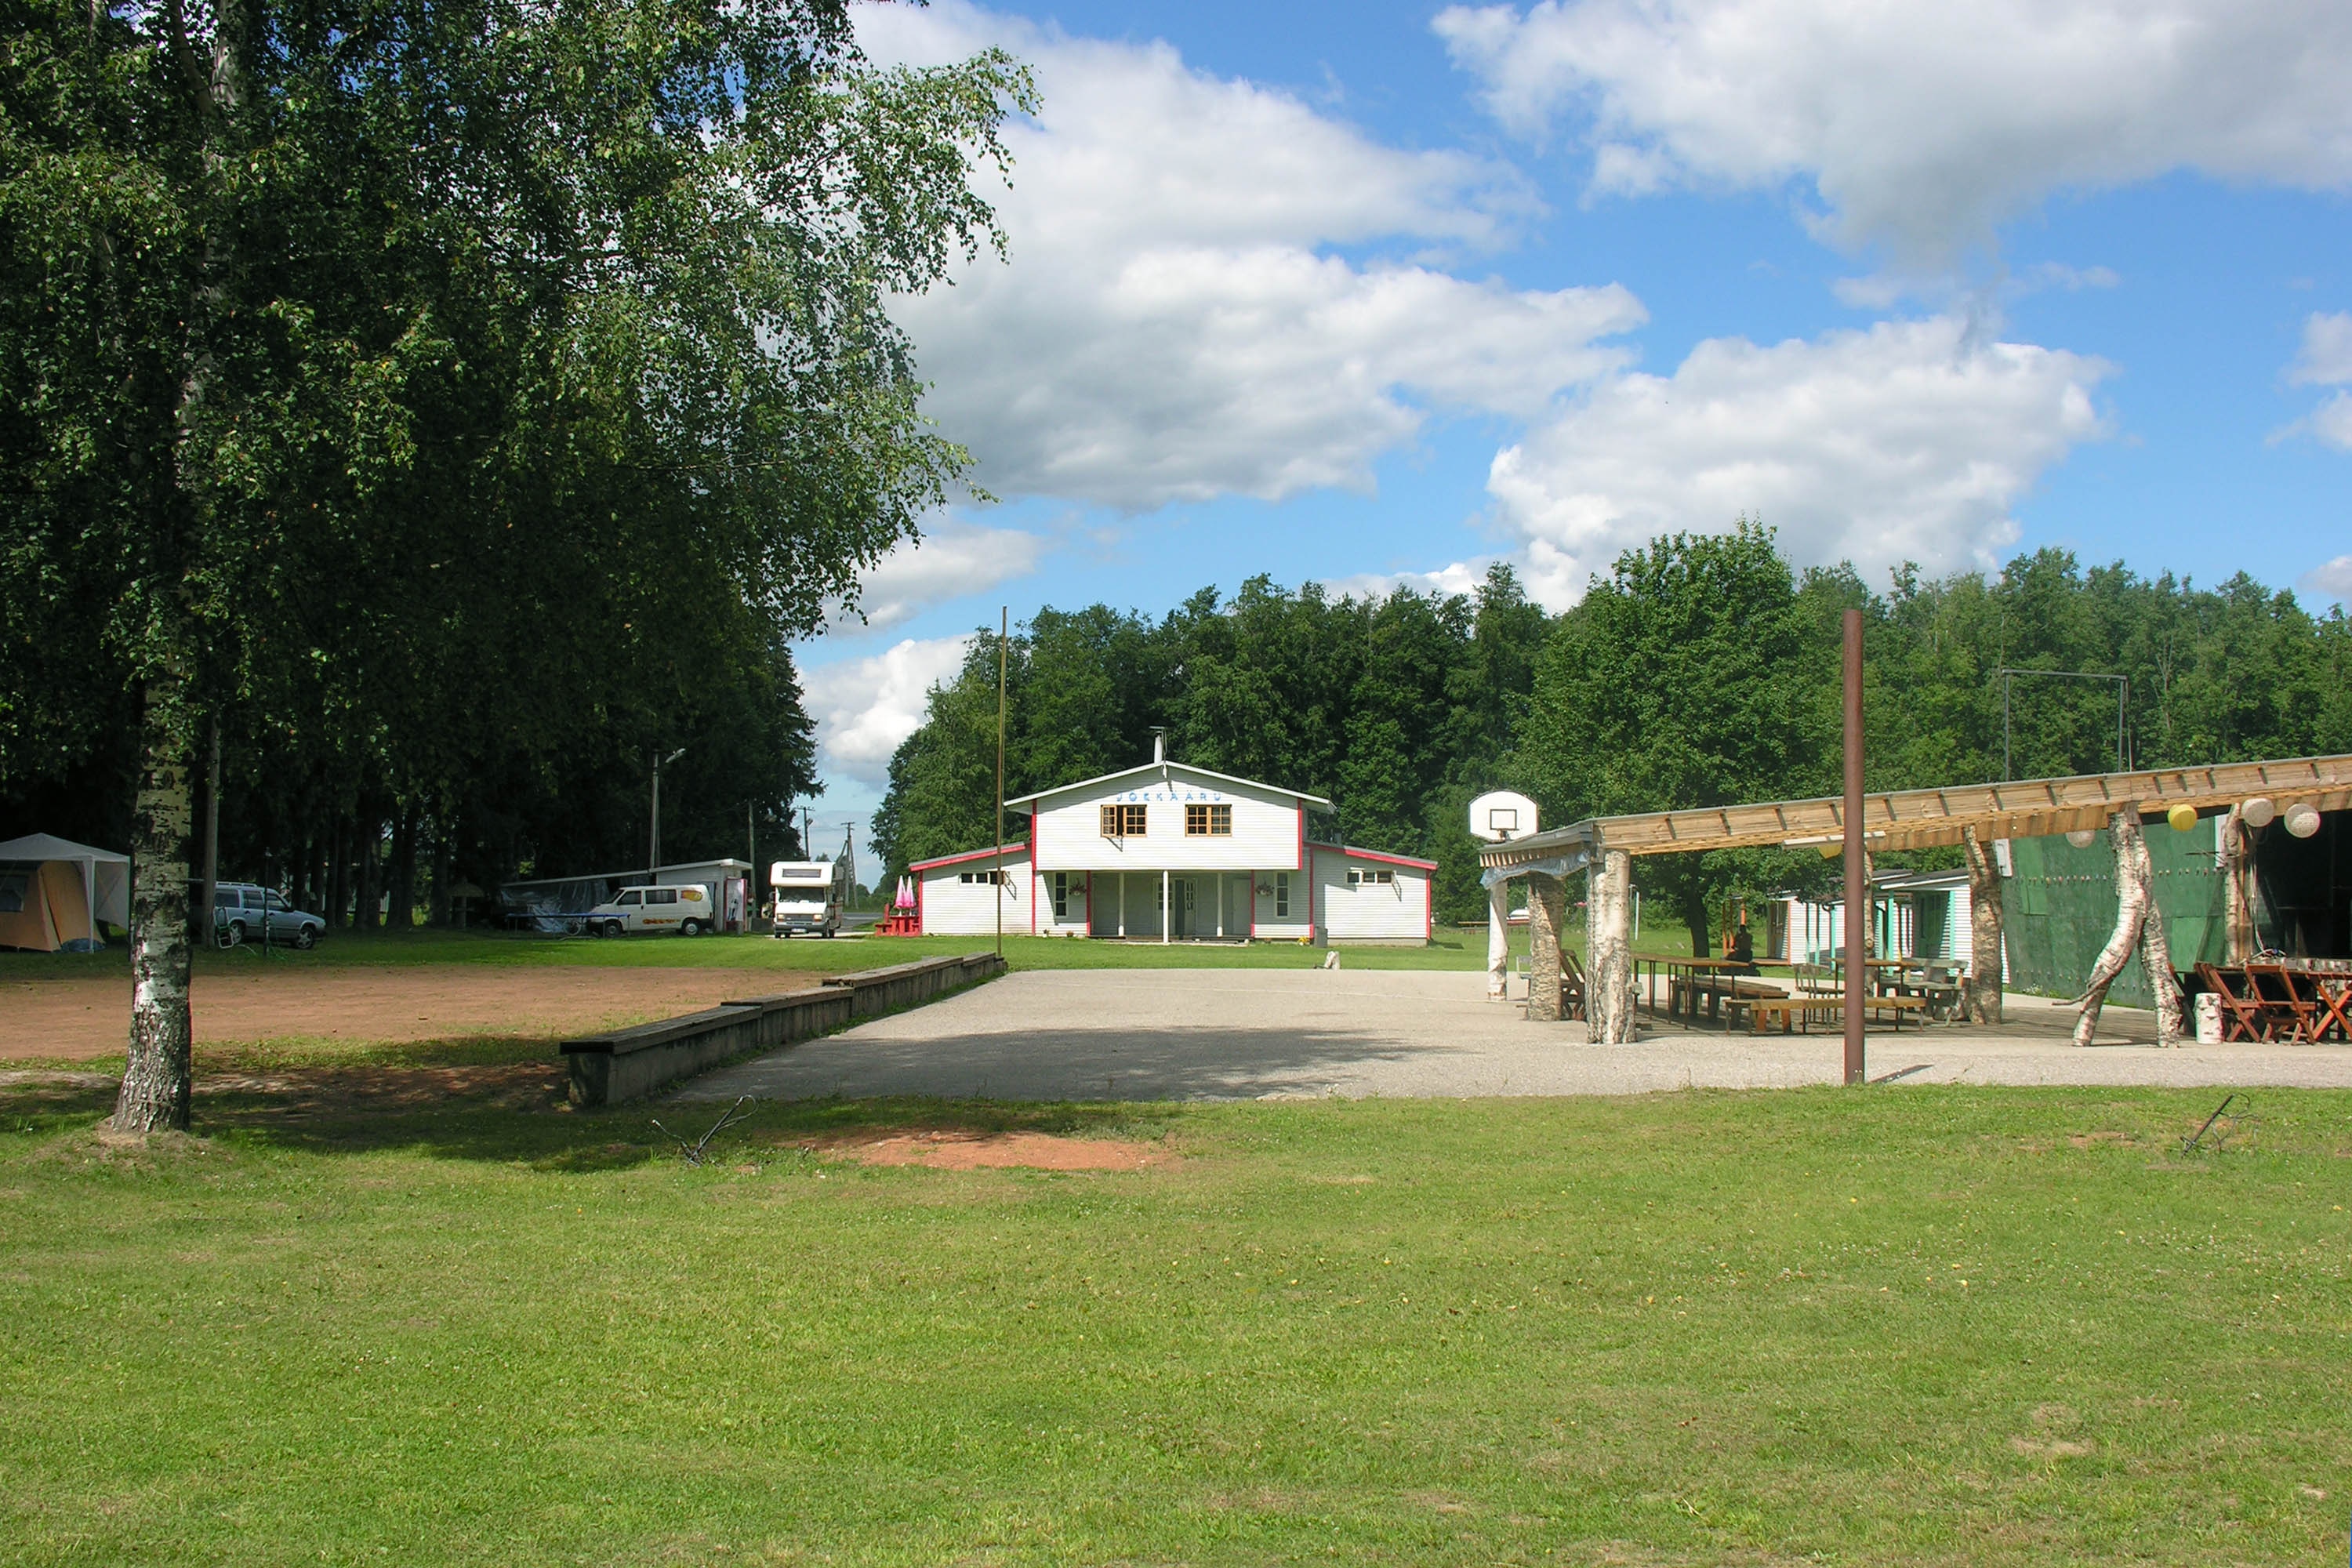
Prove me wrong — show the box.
[903,739,1434,943]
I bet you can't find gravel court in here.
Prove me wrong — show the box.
[679,967,2352,1102]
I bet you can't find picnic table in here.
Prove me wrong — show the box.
[1642,956,1772,1022]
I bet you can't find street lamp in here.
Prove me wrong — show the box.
[650,747,686,880]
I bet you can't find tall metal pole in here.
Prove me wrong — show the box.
[994,607,1007,959]
[1842,609,1866,1087]
[649,760,659,883]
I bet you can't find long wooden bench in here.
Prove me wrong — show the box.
[1736,993,1931,1035]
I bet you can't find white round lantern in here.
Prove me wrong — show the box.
[2283,802,2322,839]
[2240,797,2276,829]
[2065,828,2098,848]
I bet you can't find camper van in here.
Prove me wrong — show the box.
[769,858,848,937]
[586,882,713,937]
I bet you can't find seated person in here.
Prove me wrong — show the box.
[1724,924,1757,973]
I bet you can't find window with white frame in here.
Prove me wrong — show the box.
[1052,872,1071,918]
[957,869,1009,887]
[1273,871,1290,918]
[1346,867,1394,886]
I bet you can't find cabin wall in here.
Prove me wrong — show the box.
[1030,777,1303,873]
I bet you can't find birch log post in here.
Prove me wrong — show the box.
[1486,879,1511,1000]
[2137,862,2187,1046]
[2072,807,2154,1048]
[1586,849,1636,1043]
[2220,809,2256,964]
[1961,825,2004,1024]
[1526,873,1566,1022]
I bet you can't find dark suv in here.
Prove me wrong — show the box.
[212,883,326,949]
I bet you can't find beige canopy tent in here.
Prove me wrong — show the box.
[0,833,130,953]
[1482,753,2352,1042]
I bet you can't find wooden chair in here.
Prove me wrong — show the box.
[2246,963,2321,1044]
[1559,949,1588,1022]
[2314,976,2352,1044]
[2194,964,2269,1042]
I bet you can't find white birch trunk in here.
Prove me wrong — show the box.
[1586,849,1635,1044]
[1486,880,1509,1000]
[1962,825,2004,1024]
[2138,868,2187,1046]
[1526,873,1566,1022]
[114,678,195,1132]
[2072,808,2150,1047]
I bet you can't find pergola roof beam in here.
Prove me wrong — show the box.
[1477,753,2352,869]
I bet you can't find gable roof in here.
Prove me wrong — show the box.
[1005,760,1333,811]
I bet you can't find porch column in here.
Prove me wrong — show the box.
[1161,869,1170,946]
[1587,848,1635,1043]
[1116,872,1126,938]
[2221,808,2256,963]
[1526,873,1566,1021]
[2072,807,2185,1047]
[1961,824,2004,1024]
[1486,879,1509,1000]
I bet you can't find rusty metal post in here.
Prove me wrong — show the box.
[1842,608,1866,1085]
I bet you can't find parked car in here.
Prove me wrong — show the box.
[585,883,713,938]
[212,883,325,949]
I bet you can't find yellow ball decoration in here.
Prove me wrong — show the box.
[2166,803,2198,833]
[1818,843,1842,858]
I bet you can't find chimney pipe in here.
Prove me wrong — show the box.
[1151,728,1166,764]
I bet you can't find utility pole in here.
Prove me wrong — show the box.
[1842,609,1865,1087]
[995,605,1007,960]
[650,747,685,881]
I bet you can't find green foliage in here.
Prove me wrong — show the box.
[872,566,1545,920]
[873,532,2350,947]
[0,0,1031,898]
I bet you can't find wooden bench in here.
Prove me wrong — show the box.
[1736,992,1930,1034]
[1670,974,1777,1022]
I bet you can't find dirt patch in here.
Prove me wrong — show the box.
[2068,1131,2133,1148]
[2,965,809,1063]
[808,1129,1168,1171]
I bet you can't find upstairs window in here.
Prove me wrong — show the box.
[1185,803,1232,837]
[1101,804,1148,837]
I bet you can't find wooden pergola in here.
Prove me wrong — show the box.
[1482,753,2352,1041]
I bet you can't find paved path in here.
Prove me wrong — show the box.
[680,968,2352,1102]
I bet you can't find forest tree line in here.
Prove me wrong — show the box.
[873,524,2352,947]
[0,0,1029,932]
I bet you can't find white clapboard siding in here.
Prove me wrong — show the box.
[916,851,1029,936]
[1312,845,1432,943]
[1029,765,1306,873]
[1034,867,1091,935]
[1251,867,1312,941]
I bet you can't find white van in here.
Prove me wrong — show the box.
[586,883,713,937]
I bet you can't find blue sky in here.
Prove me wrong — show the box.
[795,0,2352,849]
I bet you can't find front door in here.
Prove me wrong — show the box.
[1169,877,1195,938]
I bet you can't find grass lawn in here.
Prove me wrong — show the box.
[0,916,1704,985]
[3,1077,2346,1565]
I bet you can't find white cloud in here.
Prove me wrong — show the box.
[1483,315,2112,606]
[2301,555,2352,604]
[861,2,1646,510]
[828,517,1044,635]
[800,635,975,786]
[2303,391,2352,452]
[1319,560,1494,603]
[1435,0,2352,259]
[2288,311,2352,385]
